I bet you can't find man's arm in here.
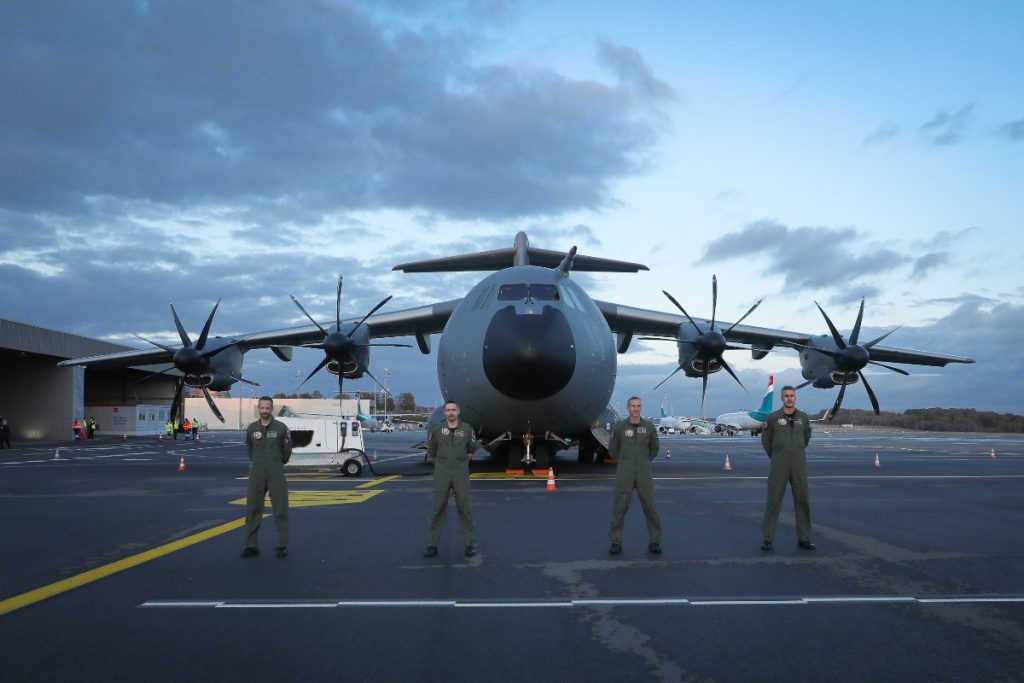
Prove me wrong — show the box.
[804,415,812,447]
[761,419,773,457]
[245,428,253,460]
[648,423,660,461]
[608,424,620,460]
[280,427,292,464]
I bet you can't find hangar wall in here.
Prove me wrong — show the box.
[0,319,176,442]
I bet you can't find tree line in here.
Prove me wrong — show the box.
[828,407,1024,433]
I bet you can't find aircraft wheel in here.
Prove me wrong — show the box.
[342,458,363,478]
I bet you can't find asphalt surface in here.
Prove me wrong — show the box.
[2,429,1023,682]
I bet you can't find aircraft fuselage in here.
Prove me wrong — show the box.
[436,266,615,440]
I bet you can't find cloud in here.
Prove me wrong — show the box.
[910,252,949,279]
[698,220,909,292]
[0,2,672,222]
[919,104,975,146]
[996,118,1024,141]
[863,122,901,146]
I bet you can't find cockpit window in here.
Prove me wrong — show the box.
[497,283,560,301]
[498,283,528,300]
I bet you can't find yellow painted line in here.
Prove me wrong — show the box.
[229,490,382,508]
[0,516,246,617]
[357,475,400,489]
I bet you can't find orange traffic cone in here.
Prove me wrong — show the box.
[122,433,127,441]
[990,448,996,459]
[178,455,187,472]
[52,448,61,460]
[723,455,732,472]
[158,434,164,442]
[665,448,671,460]
[545,467,557,491]
[195,433,200,442]
[874,453,881,468]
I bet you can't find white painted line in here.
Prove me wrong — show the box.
[141,601,224,608]
[138,594,1024,610]
[216,603,338,609]
[803,596,916,603]
[457,602,572,608]
[917,597,1024,604]
[573,598,691,606]
[689,600,807,606]
[335,600,456,607]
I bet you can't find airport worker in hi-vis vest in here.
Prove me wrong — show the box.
[423,400,478,559]
[607,396,663,555]
[760,385,814,552]
[241,396,293,559]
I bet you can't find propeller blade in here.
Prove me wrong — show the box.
[169,301,192,347]
[350,295,394,336]
[700,372,709,414]
[829,374,849,421]
[785,341,843,360]
[290,295,329,336]
[849,298,865,346]
[236,376,261,386]
[134,334,176,354]
[195,298,222,350]
[723,298,763,335]
[337,372,345,414]
[170,379,184,422]
[814,301,847,350]
[203,386,225,423]
[296,357,331,391]
[795,378,815,390]
[363,343,415,348]
[859,371,881,414]
[710,275,718,329]
[662,290,702,332]
[719,358,748,395]
[636,336,680,342]
[200,342,238,361]
[653,366,682,390]
[335,275,343,333]
[363,367,394,399]
[138,365,176,386]
[867,360,910,376]
[863,326,903,349]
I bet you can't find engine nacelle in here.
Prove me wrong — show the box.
[797,335,861,388]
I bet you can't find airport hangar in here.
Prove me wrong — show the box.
[0,318,179,442]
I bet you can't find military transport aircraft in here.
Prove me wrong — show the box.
[59,231,974,471]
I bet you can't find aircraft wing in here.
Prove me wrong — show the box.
[594,300,975,367]
[235,298,461,346]
[58,298,463,369]
[57,346,174,370]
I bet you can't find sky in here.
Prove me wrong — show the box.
[1,0,1022,418]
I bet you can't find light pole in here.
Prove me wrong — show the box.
[382,367,392,424]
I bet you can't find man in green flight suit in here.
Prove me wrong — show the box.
[760,385,814,551]
[608,396,662,555]
[241,396,293,559]
[423,400,478,559]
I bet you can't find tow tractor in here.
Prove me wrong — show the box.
[278,416,367,477]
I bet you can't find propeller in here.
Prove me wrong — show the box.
[640,275,763,411]
[791,298,908,419]
[289,275,411,413]
[134,299,251,422]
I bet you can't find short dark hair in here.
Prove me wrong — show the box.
[781,385,796,394]
[444,400,458,408]
[627,396,642,404]
[258,395,274,405]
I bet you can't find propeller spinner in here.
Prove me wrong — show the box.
[641,275,763,411]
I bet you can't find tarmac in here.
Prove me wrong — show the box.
[2,428,1023,682]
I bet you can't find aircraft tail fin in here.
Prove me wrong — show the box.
[393,231,648,273]
[756,375,774,414]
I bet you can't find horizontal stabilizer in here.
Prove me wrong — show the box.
[393,231,647,273]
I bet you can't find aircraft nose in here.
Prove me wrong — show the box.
[483,305,575,400]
